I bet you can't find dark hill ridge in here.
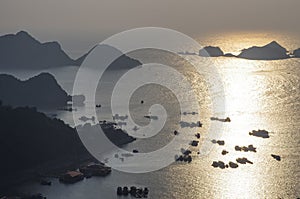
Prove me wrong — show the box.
[0,72,71,108]
[0,31,76,68]
[0,103,135,188]
[0,104,90,173]
[0,31,142,69]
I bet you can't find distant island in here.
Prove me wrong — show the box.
[199,46,224,57]
[1,30,299,68]
[0,102,135,189]
[0,72,84,108]
[198,41,300,60]
[237,41,289,60]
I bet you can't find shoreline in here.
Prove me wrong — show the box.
[0,155,94,194]
[0,141,134,196]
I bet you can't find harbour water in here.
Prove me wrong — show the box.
[1,32,300,198]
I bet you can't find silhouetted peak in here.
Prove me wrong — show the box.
[16,30,31,37]
[238,40,289,60]
[199,46,224,57]
[0,73,57,86]
[265,41,286,51]
[0,31,76,68]
[0,73,20,81]
[269,41,279,45]
[0,72,69,108]
[74,44,142,68]
[27,72,58,85]
[15,30,39,42]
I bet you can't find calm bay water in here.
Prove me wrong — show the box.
[1,33,299,198]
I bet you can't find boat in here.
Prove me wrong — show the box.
[122,187,129,195]
[224,117,231,122]
[59,171,84,184]
[229,161,238,168]
[117,186,149,197]
[190,140,199,147]
[176,155,184,162]
[117,187,123,195]
[183,149,192,156]
[271,154,281,161]
[144,187,149,195]
[133,149,139,153]
[249,129,270,138]
[221,150,228,155]
[197,121,203,127]
[79,163,111,177]
[130,186,137,195]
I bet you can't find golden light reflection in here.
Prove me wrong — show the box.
[208,56,271,198]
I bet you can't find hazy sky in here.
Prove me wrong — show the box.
[1,0,299,58]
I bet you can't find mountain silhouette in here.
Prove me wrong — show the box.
[0,31,142,69]
[0,72,71,108]
[0,31,78,68]
[0,103,135,189]
[74,44,142,69]
[199,46,224,57]
[237,41,289,60]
